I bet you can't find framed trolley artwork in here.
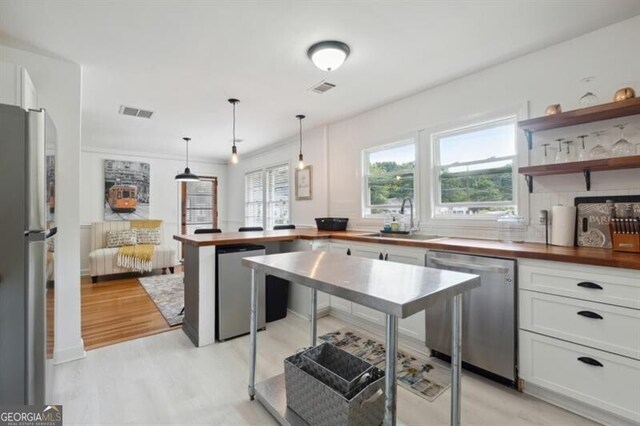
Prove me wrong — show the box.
[104,159,150,221]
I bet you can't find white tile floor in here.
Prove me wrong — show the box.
[48,314,595,425]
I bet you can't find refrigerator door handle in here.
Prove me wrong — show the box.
[27,109,46,232]
[26,238,46,405]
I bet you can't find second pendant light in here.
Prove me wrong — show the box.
[229,98,239,164]
[296,114,305,170]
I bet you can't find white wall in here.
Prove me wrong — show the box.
[79,147,227,274]
[226,125,328,230]
[0,45,85,363]
[325,15,640,241]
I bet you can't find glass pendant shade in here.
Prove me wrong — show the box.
[231,144,239,164]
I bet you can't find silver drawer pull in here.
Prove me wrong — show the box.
[429,258,509,274]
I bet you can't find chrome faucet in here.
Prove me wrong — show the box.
[400,197,416,233]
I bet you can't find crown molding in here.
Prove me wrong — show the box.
[81,145,227,165]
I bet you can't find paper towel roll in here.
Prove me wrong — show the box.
[551,205,577,247]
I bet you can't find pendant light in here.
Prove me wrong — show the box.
[307,41,350,72]
[229,98,240,164]
[175,137,199,181]
[296,114,306,170]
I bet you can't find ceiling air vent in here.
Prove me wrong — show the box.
[309,80,336,94]
[118,105,154,119]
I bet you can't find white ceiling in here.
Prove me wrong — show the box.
[1,1,640,161]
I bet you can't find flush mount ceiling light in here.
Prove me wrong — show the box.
[296,114,306,170]
[307,41,350,72]
[175,137,200,182]
[228,98,240,164]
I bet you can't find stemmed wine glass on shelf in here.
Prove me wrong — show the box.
[576,135,589,161]
[589,130,609,159]
[611,123,633,157]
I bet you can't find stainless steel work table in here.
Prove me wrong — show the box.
[242,251,480,426]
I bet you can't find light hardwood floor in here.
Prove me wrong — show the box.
[47,314,595,425]
[47,270,182,356]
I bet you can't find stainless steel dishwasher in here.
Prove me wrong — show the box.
[426,250,516,385]
[216,244,266,341]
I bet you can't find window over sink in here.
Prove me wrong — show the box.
[362,139,416,217]
[432,117,517,218]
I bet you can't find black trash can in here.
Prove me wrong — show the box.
[266,275,289,322]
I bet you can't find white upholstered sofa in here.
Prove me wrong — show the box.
[89,221,176,283]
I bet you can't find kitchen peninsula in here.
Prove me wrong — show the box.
[174,228,640,347]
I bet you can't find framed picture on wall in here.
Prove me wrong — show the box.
[295,165,312,201]
[104,159,150,221]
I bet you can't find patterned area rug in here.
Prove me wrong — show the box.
[138,273,184,326]
[319,327,451,402]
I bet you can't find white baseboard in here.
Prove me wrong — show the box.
[286,306,330,321]
[53,338,86,364]
[523,381,637,426]
[80,268,90,276]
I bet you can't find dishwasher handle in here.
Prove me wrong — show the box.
[429,257,510,274]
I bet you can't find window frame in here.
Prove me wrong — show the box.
[430,116,518,220]
[244,169,265,228]
[362,137,417,218]
[244,163,291,230]
[180,176,218,234]
[265,163,290,230]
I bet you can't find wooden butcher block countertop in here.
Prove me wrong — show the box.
[175,229,640,271]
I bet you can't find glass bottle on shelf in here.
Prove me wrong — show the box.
[576,135,589,161]
[579,76,598,108]
[589,130,609,159]
[611,123,633,157]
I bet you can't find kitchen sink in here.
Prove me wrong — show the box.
[364,232,442,241]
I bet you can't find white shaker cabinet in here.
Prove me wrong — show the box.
[283,239,330,317]
[328,240,428,342]
[518,259,640,426]
[385,245,427,342]
[328,241,386,325]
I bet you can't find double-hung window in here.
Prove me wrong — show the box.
[244,170,264,227]
[432,117,517,217]
[363,140,416,216]
[244,164,290,229]
[265,164,290,229]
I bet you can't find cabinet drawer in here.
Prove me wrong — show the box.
[520,290,640,359]
[520,331,640,423]
[519,261,640,309]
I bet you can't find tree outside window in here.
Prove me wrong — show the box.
[363,141,415,216]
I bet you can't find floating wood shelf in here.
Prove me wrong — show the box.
[519,155,640,192]
[517,97,640,149]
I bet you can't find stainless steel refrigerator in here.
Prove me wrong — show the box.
[0,103,56,405]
